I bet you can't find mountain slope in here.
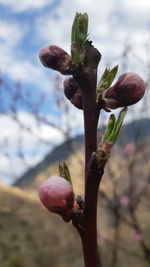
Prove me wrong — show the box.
[1,118,150,267]
[14,119,150,193]
[0,185,83,267]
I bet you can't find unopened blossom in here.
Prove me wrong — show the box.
[39,45,72,75]
[63,77,83,109]
[39,176,74,222]
[103,72,146,109]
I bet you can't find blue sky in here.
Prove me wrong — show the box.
[0,0,150,184]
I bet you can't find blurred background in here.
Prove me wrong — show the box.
[0,0,150,266]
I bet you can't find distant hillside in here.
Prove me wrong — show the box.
[1,120,150,267]
[14,135,84,191]
[1,168,150,267]
[14,119,150,190]
[118,118,150,144]
[0,185,83,267]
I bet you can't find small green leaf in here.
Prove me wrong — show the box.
[100,107,127,154]
[59,162,73,186]
[102,114,116,143]
[107,65,118,87]
[106,107,127,144]
[71,13,88,43]
[96,65,118,102]
[111,107,127,144]
[71,12,88,64]
[59,163,63,176]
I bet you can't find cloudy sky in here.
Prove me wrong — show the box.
[0,0,150,184]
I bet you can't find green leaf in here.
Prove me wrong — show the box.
[102,114,116,143]
[106,107,127,144]
[96,65,118,102]
[71,13,88,44]
[107,65,118,86]
[111,107,127,144]
[71,12,88,64]
[100,108,127,154]
[59,163,63,176]
[59,162,73,186]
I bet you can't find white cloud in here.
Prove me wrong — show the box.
[36,0,150,66]
[0,112,65,184]
[60,105,84,137]
[0,19,24,69]
[17,112,65,144]
[122,0,150,16]
[0,20,23,45]
[1,0,150,87]
[0,105,85,185]
[35,0,115,52]
[1,49,49,88]
[0,154,33,185]
[4,60,46,85]
[0,112,64,149]
[0,0,53,13]
[0,19,49,86]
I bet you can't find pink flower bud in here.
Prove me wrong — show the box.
[39,176,74,222]
[39,45,72,75]
[70,89,83,109]
[63,77,78,100]
[103,72,146,109]
[63,77,83,109]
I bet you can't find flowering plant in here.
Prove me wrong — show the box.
[39,13,145,267]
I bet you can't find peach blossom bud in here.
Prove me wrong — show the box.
[70,88,83,109]
[39,176,74,222]
[63,77,78,100]
[39,45,72,75]
[103,72,146,109]
[63,77,83,109]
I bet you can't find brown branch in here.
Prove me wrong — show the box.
[72,42,105,267]
[73,153,107,267]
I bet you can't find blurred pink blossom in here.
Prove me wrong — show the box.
[123,143,135,154]
[131,229,143,241]
[120,196,130,207]
[113,144,123,154]
[98,232,106,241]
